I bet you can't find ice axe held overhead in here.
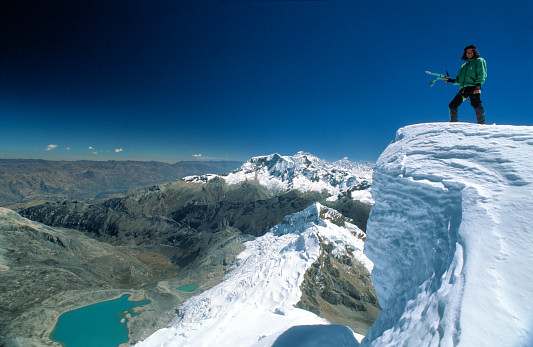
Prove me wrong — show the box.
[426,70,449,87]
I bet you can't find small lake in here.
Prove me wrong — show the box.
[51,294,150,347]
[177,285,198,292]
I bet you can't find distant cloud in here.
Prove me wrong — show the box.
[88,146,94,150]
[115,148,123,153]
[44,144,57,151]
[64,147,71,150]
[192,154,202,157]
[92,151,98,155]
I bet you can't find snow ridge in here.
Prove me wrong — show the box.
[137,202,370,346]
[184,152,374,204]
[363,123,533,347]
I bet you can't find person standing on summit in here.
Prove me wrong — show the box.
[444,45,487,124]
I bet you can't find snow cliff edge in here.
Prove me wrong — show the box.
[363,123,533,346]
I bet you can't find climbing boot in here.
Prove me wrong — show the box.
[475,107,486,124]
[450,108,459,122]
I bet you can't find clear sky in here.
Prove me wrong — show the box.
[1,0,532,163]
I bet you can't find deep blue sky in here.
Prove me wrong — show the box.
[1,0,532,163]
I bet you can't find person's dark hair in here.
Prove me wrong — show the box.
[462,45,480,60]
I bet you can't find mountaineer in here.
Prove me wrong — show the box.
[445,45,487,124]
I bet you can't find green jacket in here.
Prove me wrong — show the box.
[453,57,487,88]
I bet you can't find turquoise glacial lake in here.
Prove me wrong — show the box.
[177,285,198,292]
[51,294,150,347]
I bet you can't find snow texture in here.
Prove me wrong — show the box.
[136,203,368,346]
[184,151,374,204]
[363,123,533,346]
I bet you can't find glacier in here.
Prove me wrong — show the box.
[136,202,369,346]
[363,123,533,346]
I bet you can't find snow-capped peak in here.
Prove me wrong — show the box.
[184,152,374,204]
[136,203,371,346]
[271,202,370,264]
[243,151,320,180]
[271,202,329,234]
[273,202,355,233]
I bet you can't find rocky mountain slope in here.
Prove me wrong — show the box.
[0,159,241,208]
[20,177,371,268]
[0,208,175,346]
[0,207,253,346]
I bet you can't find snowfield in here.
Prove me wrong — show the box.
[363,123,533,346]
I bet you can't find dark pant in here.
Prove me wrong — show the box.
[449,86,482,109]
[449,86,485,124]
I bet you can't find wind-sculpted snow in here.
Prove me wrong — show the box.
[184,152,374,204]
[137,203,369,346]
[363,123,533,346]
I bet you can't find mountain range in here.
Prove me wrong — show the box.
[0,159,242,208]
[2,152,377,346]
[185,151,374,204]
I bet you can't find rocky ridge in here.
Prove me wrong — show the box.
[20,178,371,268]
[136,203,379,346]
